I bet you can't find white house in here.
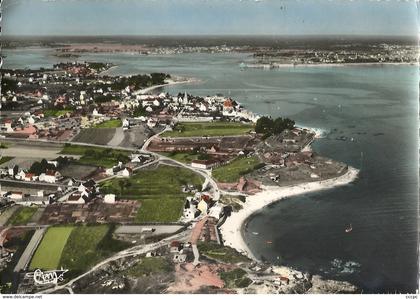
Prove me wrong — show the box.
[197,200,208,215]
[104,194,116,204]
[9,191,23,200]
[16,170,26,180]
[191,160,219,170]
[39,170,62,183]
[131,155,141,163]
[117,167,132,177]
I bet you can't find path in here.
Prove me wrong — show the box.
[14,228,46,272]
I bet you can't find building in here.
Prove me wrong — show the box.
[197,199,208,215]
[104,194,116,204]
[191,160,220,170]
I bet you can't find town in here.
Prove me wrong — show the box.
[0,62,357,294]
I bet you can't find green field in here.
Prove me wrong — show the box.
[43,109,73,117]
[0,156,13,165]
[197,242,250,264]
[60,144,130,168]
[126,257,173,277]
[159,151,201,164]
[212,156,264,183]
[29,226,74,270]
[161,121,254,138]
[101,164,204,222]
[7,207,38,225]
[59,225,109,274]
[94,119,122,128]
[220,268,252,288]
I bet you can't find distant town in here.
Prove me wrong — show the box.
[1,56,358,294]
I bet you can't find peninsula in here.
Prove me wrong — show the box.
[0,61,359,294]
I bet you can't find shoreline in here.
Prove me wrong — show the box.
[133,78,199,95]
[219,166,360,261]
[243,62,417,69]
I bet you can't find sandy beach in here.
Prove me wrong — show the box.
[134,78,199,95]
[219,166,360,261]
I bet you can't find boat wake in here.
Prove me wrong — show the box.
[321,258,361,275]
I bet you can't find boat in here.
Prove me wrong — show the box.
[266,240,272,244]
[345,224,353,233]
[252,232,259,235]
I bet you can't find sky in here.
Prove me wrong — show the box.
[2,0,419,36]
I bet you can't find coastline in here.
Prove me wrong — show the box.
[243,61,417,69]
[219,166,360,261]
[134,78,199,95]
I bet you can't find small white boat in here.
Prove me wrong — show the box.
[345,224,353,233]
[252,232,259,235]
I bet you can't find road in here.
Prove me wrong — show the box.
[114,224,184,235]
[0,178,69,189]
[14,228,46,272]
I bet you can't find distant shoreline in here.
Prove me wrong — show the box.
[243,62,417,69]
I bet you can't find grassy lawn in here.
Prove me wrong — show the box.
[0,156,14,165]
[100,165,204,222]
[159,151,201,164]
[60,144,130,168]
[220,268,252,288]
[94,119,122,128]
[126,257,173,277]
[43,109,73,117]
[161,121,254,138]
[212,156,264,183]
[59,225,105,274]
[7,207,38,225]
[197,242,251,264]
[30,225,129,276]
[29,226,74,270]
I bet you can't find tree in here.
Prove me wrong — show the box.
[255,116,274,135]
[273,117,295,134]
[29,162,42,175]
[118,180,126,195]
[283,118,295,130]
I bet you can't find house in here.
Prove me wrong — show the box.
[9,191,23,200]
[122,119,130,129]
[67,178,77,187]
[170,241,183,253]
[117,167,132,177]
[173,253,187,263]
[78,179,96,194]
[131,155,141,163]
[197,199,208,215]
[39,170,62,183]
[67,192,87,204]
[16,170,26,180]
[24,173,36,182]
[106,162,124,176]
[191,160,220,170]
[104,194,116,204]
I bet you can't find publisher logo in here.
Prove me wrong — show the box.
[33,268,68,285]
